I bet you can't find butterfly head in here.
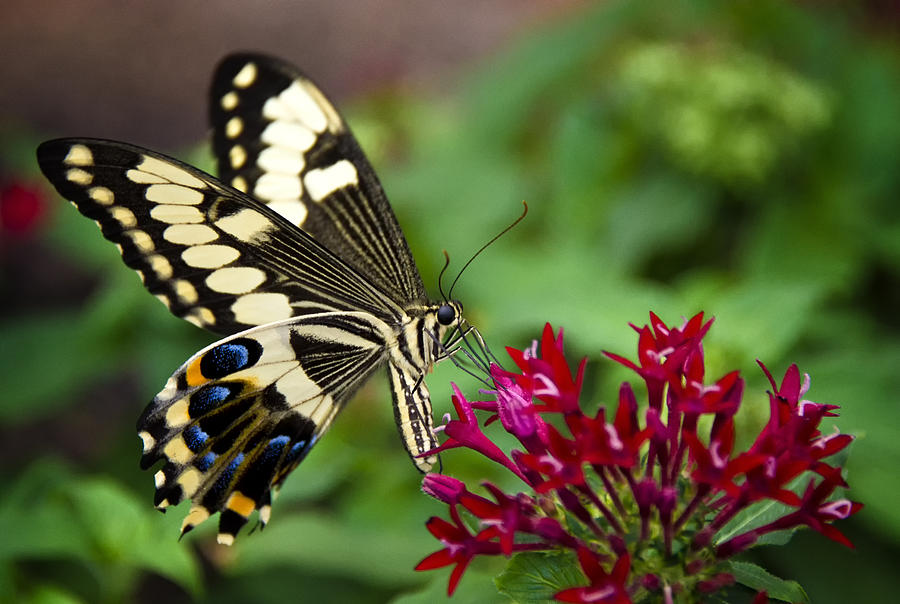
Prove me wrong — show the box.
[424,299,465,361]
[437,301,459,326]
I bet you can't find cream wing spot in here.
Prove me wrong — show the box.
[232,62,258,88]
[164,224,217,245]
[206,267,266,294]
[182,506,210,532]
[139,431,156,452]
[158,375,179,400]
[231,293,293,325]
[145,184,204,205]
[64,144,93,166]
[225,116,243,138]
[148,254,173,279]
[137,156,205,188]
[66,168,92,185]
[126,169,167,184]
[184,307,216,328]
[257,146,305,174]
[259,504,271,525]
[89,186,114,205]
[301,80,344,133]
[177,468,203,498]
[229,145,247,169]
[110,206,137,228]
[231,176,248,192]
[150,204,204,224]
[126,230,155,252]
[280,81,328,133]
[267,200,308,226]
[163,438,193,464]
[215,208,273,242]
[260,121,316,151]
[181,244,240,269]
[154,470,166,488]
[254,173,302,201]
[221,91,239,110]
[165,398,190,427]
[262,97,293,121]
[304,160,358,202]
[155,294,171,308]
[174,280,199,304]
[217,533,235,546]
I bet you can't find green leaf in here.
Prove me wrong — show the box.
[231,512,431,586]
[494,551,584,604]
[0,312,120,424]
[392,568,509,604]
[0,461,201,599]
[729,560,809,603]
[22,585,87,604]
[715,495,799,547]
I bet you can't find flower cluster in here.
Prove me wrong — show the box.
[415,313,861,602]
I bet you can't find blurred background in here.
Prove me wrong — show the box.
[2,1,899,602]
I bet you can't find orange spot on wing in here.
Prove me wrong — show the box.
[225,491,256,518]
[185,357,206,387]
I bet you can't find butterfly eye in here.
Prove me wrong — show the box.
[437,304,456,325]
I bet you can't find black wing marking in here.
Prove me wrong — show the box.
[210,52,427,305]
[37,138,404,335]
[137,312,390,544]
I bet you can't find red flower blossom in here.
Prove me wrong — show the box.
[416,314,860,601]
[555,548,632,604]
[0,182,47,236]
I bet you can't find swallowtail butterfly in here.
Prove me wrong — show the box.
[37,53,467,545]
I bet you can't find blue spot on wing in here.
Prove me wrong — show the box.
[204,452,246,508]
[196,451,217,471]
[265,435,291,460]
[285,434,317,465]
[189,384,236,417]
[200,338,263,379]
[184,425,209,452]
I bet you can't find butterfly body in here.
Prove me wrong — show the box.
[37,53,463,544]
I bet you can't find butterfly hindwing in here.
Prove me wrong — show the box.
[210,53,427,305]
[137,312,391,543]
[37,139,403,335]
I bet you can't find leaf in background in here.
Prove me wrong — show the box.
[729,560,809,603]
[230,512,431,587]
[0,461,201,600]
[494,551,585,604]
[392,567,509,604]
[0,311,121,424]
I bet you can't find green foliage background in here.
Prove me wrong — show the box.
[2,1,899,602]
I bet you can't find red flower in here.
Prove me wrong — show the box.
[417,314,860,601]
[506,324,586,414]
[427,383,528,482]
[0,182,47,236]
[415,505,503,595]
[555,548,632,604]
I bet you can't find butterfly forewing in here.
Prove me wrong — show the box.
[36,52,463,543]
[210,53,427,305]
[37,139,403,335]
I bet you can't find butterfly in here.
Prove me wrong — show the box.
[36,53,467,545]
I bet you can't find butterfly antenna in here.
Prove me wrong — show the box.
[447,201,528,300]
[438,250,452,301]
